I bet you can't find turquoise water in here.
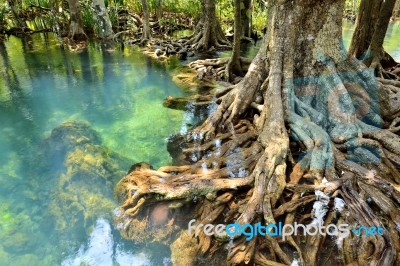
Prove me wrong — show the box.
[0,34,187,265]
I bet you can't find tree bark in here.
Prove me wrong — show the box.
[117,0,400,265]
[66,0,86,40]
[365,0,397,68]
[395,0,400,18]
[93,0,114,39]
[225,0,242,81]
[187,0,230,51]
[348,0,383,59]
[240,0,252,38]
[155,0,163,22]
[141,0,151,41]
[7,0,24,29]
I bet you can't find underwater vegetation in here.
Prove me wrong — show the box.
[40,121,131,241]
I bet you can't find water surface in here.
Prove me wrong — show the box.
[0,34,187,265]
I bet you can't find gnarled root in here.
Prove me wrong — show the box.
[115,3,400,265]
[189,57,252,82]
[185,14,230,52]
[115,59,400,265]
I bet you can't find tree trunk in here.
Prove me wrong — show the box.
[93,0,114,39]
[364,0,397,68]
[141,0,151,41]
[7,0,24,29]
[348,0,383,59]
[225,0,242,81]
[66,0,86,40]
[117,0,400,265]
[155,0,163,22]
[395,0,400,17]
[240,0,252,38]
[187,0,230,51]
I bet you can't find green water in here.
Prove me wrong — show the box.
[0,34,188,265]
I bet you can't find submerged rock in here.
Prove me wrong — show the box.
[39,121,131,244]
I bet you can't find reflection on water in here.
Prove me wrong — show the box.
[62,218,170,266]
[0,34,185,264]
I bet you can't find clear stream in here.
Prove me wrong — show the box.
[0,35,186,265]
[0,21,399,265]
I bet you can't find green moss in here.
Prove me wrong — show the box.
[43,121,130,238]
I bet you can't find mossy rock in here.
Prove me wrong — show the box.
[11,254,43,266]
[44,121,102,154]
[172,66,216,94]
[2,232,34,254]
[172,67,201,93]
[39,121,131,243]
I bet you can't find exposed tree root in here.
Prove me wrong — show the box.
[115,1,400,265]
[183,0,230,52]
[189,57,252,82]
[163,95,213,111]
[184,19,230,52]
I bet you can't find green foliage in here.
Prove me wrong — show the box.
[0,0,365,38]
[81,0,96,33]
[216,0,233,31]
[126,0,201,19]
[107,0,124,31]
[252,1,267,34]
[0,3,8,29]
[344,0,361,15]
[21,0,52,9]
[216,0,267,34]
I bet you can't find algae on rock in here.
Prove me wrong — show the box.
[40,121,131,242]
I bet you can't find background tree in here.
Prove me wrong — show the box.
[67,0,87,40]
[7,0,24,29]
[117,0,400,265]
[349,0,398,75]
[348,0,383,59]
[186,0,230,51]
[93,0,114,39]
[225,0,242,81]
[240,0,252,38]
[141,0,151,41]
[364,0,397,69]
[395,0,400,17]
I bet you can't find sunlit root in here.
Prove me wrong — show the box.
[115,2,400,265]
[189,57,252,82]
